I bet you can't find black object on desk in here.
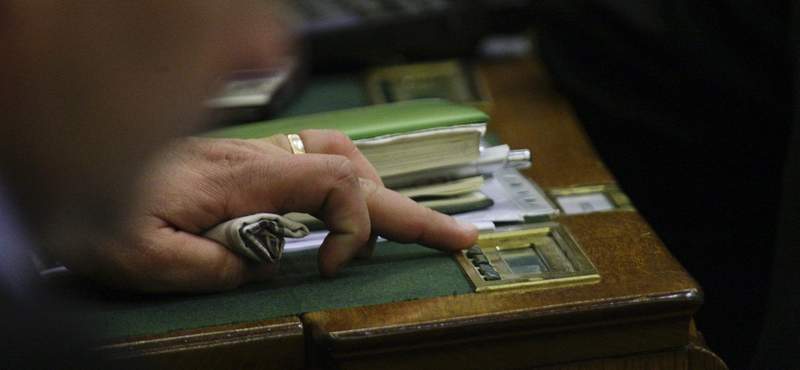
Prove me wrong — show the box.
[288,0,485,72]
[285,0,534,73]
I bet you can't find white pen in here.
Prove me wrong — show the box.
[382,144,531,190]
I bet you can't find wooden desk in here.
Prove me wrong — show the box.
[96,58,728,370]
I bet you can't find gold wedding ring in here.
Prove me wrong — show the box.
[287,134,305,154]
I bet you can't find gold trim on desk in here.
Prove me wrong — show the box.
[454,222,600,292]
[546,183,635,215]
[363,59,493,114]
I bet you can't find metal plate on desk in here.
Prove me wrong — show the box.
[454,222,599,292]
[547,183,634,215]
[364,60,493,113]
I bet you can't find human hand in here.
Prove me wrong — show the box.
[54,130,478,293]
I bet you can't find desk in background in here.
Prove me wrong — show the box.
[80,58,728,370]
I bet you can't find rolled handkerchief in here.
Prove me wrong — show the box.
[203,213,310,263]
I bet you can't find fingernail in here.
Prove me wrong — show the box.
[456,219,478,233]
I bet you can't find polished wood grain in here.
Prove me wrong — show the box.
[524,338,725,370]
[303,211,702,369]
[97,317,306,370]
[479,59,616,189]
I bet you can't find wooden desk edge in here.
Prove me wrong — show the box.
[96,317,306,370]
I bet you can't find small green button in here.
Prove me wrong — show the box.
[479,264,502,281]
[471,254,489,266]
[466,246,484,258]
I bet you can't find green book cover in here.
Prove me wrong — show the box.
[202,98,489,140]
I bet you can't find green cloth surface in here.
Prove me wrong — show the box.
[50,242,473,341]
[50,75,479,341]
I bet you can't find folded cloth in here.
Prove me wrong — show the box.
[202,213,310,263]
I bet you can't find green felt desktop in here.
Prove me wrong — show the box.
[53,242,472,341]
[50,77,479,341]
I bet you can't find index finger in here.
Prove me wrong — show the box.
[359,178,479,250]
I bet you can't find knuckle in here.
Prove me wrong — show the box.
[328,130,356,148]
[196,138,261,168]
[200,140,233,160]
[353,232,372,251]
[358,178,381,199]
[326,155,360,184]
[410,206,441,244]
[314,130,361,156]
[185,137,235,160]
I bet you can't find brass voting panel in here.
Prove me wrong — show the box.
[455,222,599,292]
